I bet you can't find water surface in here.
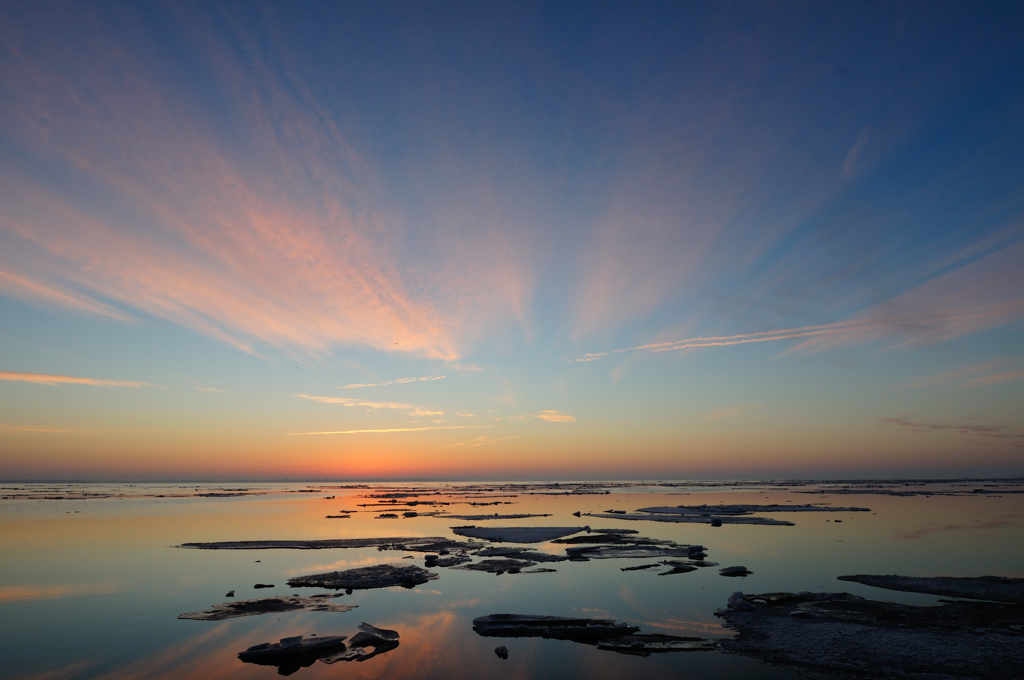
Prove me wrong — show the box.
[2,480,1021,679]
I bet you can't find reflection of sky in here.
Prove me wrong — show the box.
[1,3,1023,478]
[2,485,1022,679]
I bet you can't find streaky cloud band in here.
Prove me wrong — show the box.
[287,425,491,435]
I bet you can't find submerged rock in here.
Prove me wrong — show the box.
[473,614,639,640]
[471,546,567,562]
[565,544,706,561]
[442,513,552,520]
[472,614,716,656]
[456,558,538,574]
[637,504,870,516]
[720,566,751,577]
[180,594,357,621]
[179,537,450,550]
[716,589,1024,679]
[238,634,347,675]
[494,645,508,659]
[288,564,438,590]
[585,512,794,526]
[595,633,718,655]
[452,526,585,543]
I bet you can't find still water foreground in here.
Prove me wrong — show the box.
[1,479,1022,679]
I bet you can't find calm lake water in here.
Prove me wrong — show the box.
[2,480,1022,679]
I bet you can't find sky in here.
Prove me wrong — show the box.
[1,1,1022,480]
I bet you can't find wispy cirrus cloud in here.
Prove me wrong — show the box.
[340,376,446,389]
[785,239,1024,355]
[893,362,1024,389]
[0,424,101,434]
[295,394,443,417]
[892,363,1004,389]
[573,323,856,362]
[288,425,489,436]
[434,435,518,449]
[966,369,1024,387]
[0,269,132,322]
[576,238,1024,363]
[532,410,576,423]
[0,371,152,388]
[0,6,534,361]
[879,417,1024,444]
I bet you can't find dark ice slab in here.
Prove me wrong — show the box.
[180,594,356,620]
[451,526,584,543]
[716,590,1024,679]
[838,574,1024,605]
[288,564,437,590]
[178,537,449,550]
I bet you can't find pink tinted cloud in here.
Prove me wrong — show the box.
[288,425,489,435]
[574,322,858,362]
[879,417,1024,444]
[966,369,1024,387]
[340,376,446,389]
[295,394,443,417]
[785,239,1024,354]
[0,371,152,388]
[533,410,576,423]
[0,11,533,361]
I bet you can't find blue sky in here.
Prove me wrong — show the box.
[1,1,1022,479]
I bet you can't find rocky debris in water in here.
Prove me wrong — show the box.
[595,633,718,655]
[455,558,538,574]
[253,583,275,589]
[473,614,639,640]
[565,543,707,561]
[320,623,400,663]
[522,567,557,573]
[225,590,234,597]
[288,564,438,590]
[656,559,718,575]
[355,622,399,641]
[179,537,450,550]
[471,546,567,562]
[441,513,552,520]
[553,532,672,546]
[494,645,508,659]
[376,513,398,519]
[621,563,662,571]
[711,518,722,527]
[658,563,697,575]
[325,515,351,518]
[637,504,870,516]
[720,566,751,577]
[377,538,476,553]
[584,512,794,526]
[180,594,357,621]
[473,614,716,657]
[836,574,1024,605]
[452,526,585,543]
[727,591,755,610]
[424,553,472,568]
[716,590,1024,679]
[238,634,347,675]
